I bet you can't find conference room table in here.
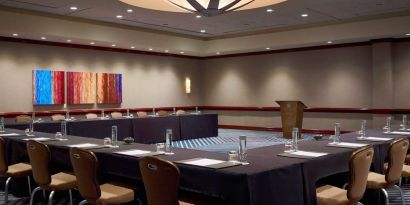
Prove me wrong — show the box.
[1,127,408,205]
[5,113,218,143]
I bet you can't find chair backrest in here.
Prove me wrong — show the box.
[85,113,98,119]
[156,110,168,117]
[137,111,148,117]
[386,138,409,184]
[70,148,101,203]
[26,140,51,187]
[51,114,65,121]
[111,112,123,118]
[347,146,374,203]
[139,156,180,205]
[0,137,7,175]
[16,115,31,123]
[175,110,186,115]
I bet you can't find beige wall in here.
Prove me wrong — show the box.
[0,41,202,112]
[393,41,410,108]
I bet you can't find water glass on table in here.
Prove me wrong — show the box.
[284,140,293,153]
[228,150,239,162]
[55,132,63,140]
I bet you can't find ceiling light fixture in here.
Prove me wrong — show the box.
[116,15,123,19]
[67,39,72,42]
[149,48,153,51]
[119,0,286,17]
[196,15,202,18]
[127,9,133,13]
[12,33,18,37]
[180,51,185,54]
[131,46,135,49]
[200,29,206,33]
[216,52,220,55]
[406,33,410,36]
[112,44,116,47]
[301,13,308,17]
[90,42,95,45]
[265,47,271,50]
[41,37,46,40]
[327,41,333,44]
[70,6,78,10]
[165,50,169,53]
[266,8,274,13]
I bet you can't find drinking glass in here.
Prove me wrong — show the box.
[401,115,407,130]
[291,128,299,151]
[0,117,5,132]
[284,140,293,153]
[165,129,173,154]
[358,120,366,139]
[103,137,112,146]
[111,126,118,147]
[61,121,67,138]
[333,123,341,144]
[228,150,238,162]
[55,132,63,140]
[156,143,165,153]
[239,135,247,163]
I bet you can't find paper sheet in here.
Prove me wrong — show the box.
[115,149,151,156]
[183,158,225,166]
[388,131,410,135]
[23,137,51,141]
[291,151,328,157]
[329,142,368,148]
[67,143,98,148]
[0,133,20,137]
[361,137,392,141]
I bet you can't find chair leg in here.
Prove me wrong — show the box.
[27,175,32,195]
[29,187,42,205]
[382,188,390,205]
[342,183,348,189]
[393,185,406,205]
[69,189,73,205]
[48,190,55,205]
[79,199,88,205]
[4,177,11,205]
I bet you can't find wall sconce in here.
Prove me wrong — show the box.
[185,77,191,94]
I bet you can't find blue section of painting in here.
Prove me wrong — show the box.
[117,74,122,103]
[34,70,52,104]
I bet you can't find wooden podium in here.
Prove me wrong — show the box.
[276,101,307,139]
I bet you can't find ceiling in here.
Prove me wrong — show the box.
[1,0,410,39]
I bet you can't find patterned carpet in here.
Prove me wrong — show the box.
[0,129,408,204]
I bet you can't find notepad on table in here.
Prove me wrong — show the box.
[67,143,99,148]
[176,158,241,169]
[115,149,161,157]
[0,133,20,137]
[23,137,52,142]
[356,137,392,142]
[387,131,410,135]
[327,142,368,148]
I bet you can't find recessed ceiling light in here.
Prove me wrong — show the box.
[327,41,333,44]
[196,15,202,18]
[180,51,185,54]
[12,33,18,37]
[41,37,46,40]
[406,33,410,36]
[116,15,123,19]
[200,29,206,33]
[70,6,78,11]
[90,42,95,45]
[216,52,220,55]
[148,48,153,51]
[66,39,72,42]
[127,9,133,13]
[111,44,116,47]
[266,8,274,13]
[130,46,135,49]
[165,50,169,53]
[266,47,271,50]
[301,13,308,17]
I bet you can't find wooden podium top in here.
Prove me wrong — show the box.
[275,101,307,108]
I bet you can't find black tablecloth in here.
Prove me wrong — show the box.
[179,114,218,140]
[132,116,181,143]
[5,121,61,134]
[68,118,133,140]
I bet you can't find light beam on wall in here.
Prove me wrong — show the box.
[185,77,191,94]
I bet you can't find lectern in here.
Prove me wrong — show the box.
[276,101,307,139]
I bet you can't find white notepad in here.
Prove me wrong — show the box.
[291,151,328,157]
[68,143,98,148]
[115,149,151,156]
[183,158,225,166]
[328,142,368,148]
[23,137,51,141]
[0,133,20,137]
[358,137,392,141]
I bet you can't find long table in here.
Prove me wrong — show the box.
[5,113,218,143]
[1,127,408,205]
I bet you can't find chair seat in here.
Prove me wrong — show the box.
[367,172,388,189]
[316,185,349,205]
[402,165,410,178]
[97,182,134,205]
[179,200,195,205]
[6,163,32,177]
[47,172,77,191]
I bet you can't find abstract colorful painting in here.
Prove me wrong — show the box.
[67,72,96,104]
[32,70,65,105]
[97,73,122,104]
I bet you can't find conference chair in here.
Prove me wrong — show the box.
[85,113,98,119]
[27,140,77,205]
[51,114,65,121]
[366,138,408,205]
[139,156,194,205]
[111,111,123,118]
[137,111,148,117]
[0,137,32,205]
[69,147,135,205]
[316,146,374,205]
[156,110,168,117]
[16,115,31,123]
[176,110,186,115]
